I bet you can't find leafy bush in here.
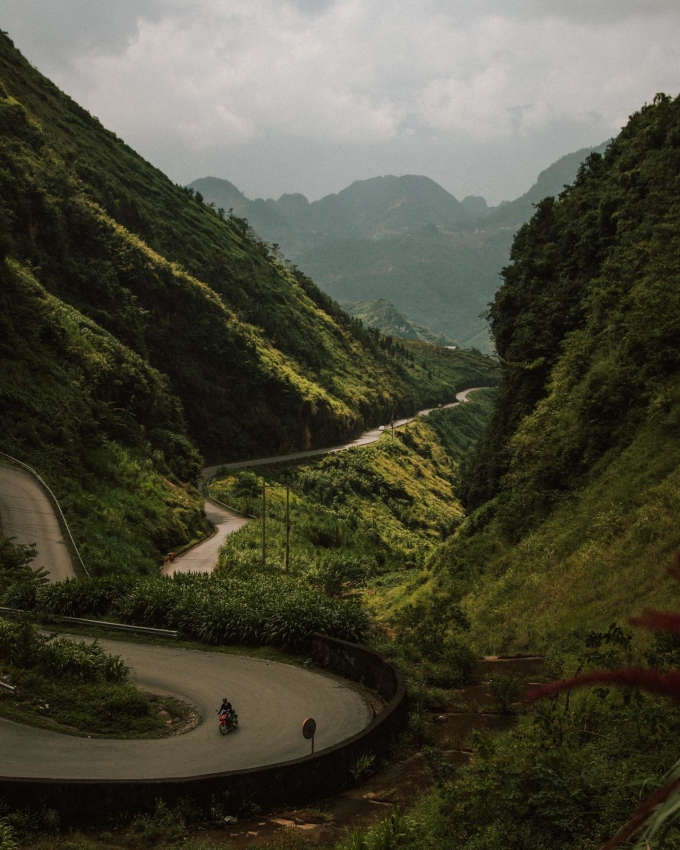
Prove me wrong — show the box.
[125,800,188,846]
[36,637,129,684]
[338,809,412,850]
[0,537,45,597]
[487,673,522,714]
[0,617,128,683]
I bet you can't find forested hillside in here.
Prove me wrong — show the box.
[0,33,495,574]
[419,93,680,650]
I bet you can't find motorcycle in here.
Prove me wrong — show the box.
[217,708,238,735]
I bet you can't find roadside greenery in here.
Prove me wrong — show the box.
[211,399,495,702]
[3,573,368,652]
[0,400,494,665]
[5,25,680,846]
[378,624,680,850]
[386,93,680,656]
[347,93,680,850]
[0,267,208,576]
[0,615,187,737]
[213,395,495,578]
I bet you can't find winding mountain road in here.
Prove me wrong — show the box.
[0,386,484,781]
[166,386,485,576]
[163,502,249,576]
[202,387,483,479]
[0,636,372,780]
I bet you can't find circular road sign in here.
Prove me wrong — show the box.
[302,717,317,740]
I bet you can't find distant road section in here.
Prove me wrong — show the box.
[203,387,486,479]
[0,466,76,582]
[163,502,248,576]
[173,387,488,578]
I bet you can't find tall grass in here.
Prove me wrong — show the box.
[13,574,369,652]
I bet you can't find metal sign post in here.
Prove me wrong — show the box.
[302,717,316,755]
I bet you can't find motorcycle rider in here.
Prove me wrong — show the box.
[219,697,236,725]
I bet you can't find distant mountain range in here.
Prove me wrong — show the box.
[190,142,610,352]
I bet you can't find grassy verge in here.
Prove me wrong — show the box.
[209,397,497,717]
[0,616,195,738]
[426,417,680,656]
[0,674,193,738]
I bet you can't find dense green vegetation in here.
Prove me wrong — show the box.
[211,394,495,705]
[212,394,495,574]
[0,32,494,576]
[3,24,678,850]
[345,94,680,850]
[0,265,208,575]
[401,92,680,653]
[0,398,486,660]
[2,571,368,652]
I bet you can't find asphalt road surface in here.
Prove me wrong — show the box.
[0,387,485,781]
[177,387,487,578]
[0,465,76,582]
[162,502,249,576]
[203,386,485,479]
[0,637,372,780]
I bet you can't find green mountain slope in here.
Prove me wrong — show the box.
[0,32,496,574]
[0,259,207,576]
[343,299,456,346]
[423,93,680,651]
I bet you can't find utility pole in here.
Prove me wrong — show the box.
[285,483,290,574]
[261,479,266,566]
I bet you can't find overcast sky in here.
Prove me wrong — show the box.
[3,1,680,204]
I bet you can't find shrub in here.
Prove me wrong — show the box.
[0,817,17,850]
[0,617,128,683]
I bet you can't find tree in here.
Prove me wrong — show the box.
[0,535,45,595]
[231,471,260,514]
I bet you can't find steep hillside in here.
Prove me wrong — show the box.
[0,32,491,456]
[343,299,456,346]
[483,139,611,229]
[419,93,680,651]
[0,32,495,574]
[0,260,207,576]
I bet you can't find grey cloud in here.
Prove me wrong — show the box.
[2,0,678,205]
[2,0,165,69]
[288,0,339,15]
[428,0,678,24]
